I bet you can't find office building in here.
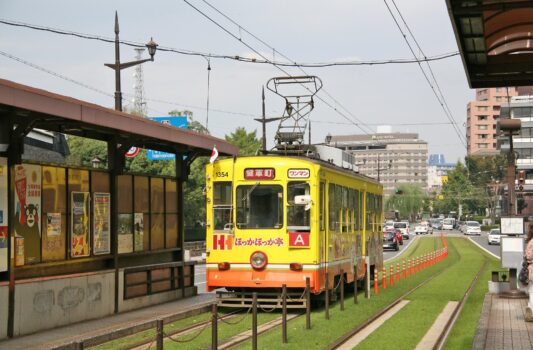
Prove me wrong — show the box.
[326,131,428,195]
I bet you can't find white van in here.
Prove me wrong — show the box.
[442,218,455,230]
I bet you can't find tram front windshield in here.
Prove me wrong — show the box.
[287,181,310,229]
[236,185,283,229]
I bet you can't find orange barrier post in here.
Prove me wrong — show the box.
[396,263,400,282]
[382,267,387,289]
[374,270,378,294]
[408,259,411,276]
[390,265,394,286]
[402,260,406,279]
[424,254,427,269]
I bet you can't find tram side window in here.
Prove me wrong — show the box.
[236,185,283,229]
[213,182,232,231]
[366,194,373,228]
[329,184,336,231]
[336,185,342,231]
[354,190,359,230]
[287,181,310,229]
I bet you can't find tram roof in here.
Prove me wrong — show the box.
[0,78,239,157]
[217,155,381,186]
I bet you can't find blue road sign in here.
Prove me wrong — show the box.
[147,116,188,160]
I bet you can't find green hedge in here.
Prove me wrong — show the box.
[481,224,498,232]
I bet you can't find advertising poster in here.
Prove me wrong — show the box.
[118,214,133,254]
[13,164,41,264]
[0,157,7,271]
[134,213,144,251]
[15,237,24,266]
[93,192,111,255]
[46,213,61,237]
[71,192,90,257]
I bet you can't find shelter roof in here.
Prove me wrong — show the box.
[0,78,239,156]
[447,0,533,88]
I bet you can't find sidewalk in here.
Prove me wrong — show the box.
[473,293,533,350]
[0,293,216,350]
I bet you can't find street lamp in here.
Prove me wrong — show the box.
[104,11,158,112]
[376,154,392,182]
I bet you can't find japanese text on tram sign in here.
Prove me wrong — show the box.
[234,237,284,247]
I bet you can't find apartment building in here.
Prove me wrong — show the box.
[326,132,428,195]
[467,87,518,155]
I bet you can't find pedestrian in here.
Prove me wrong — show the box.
[526,225,533,322]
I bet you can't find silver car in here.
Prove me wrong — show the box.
[488,228,501,245]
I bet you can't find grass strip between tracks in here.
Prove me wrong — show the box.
[233,236,453,350]
[354,237,489,350]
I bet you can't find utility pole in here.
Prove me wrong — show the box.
[254,86,282,153]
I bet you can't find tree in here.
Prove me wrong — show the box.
[432,162,489,219]
[386,183,427,222]
[65,135,107,168]
[225,127,261,156]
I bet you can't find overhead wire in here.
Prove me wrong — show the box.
[0,49,256,118]
[182,0,373,135]
[383,0,467,148]
[197,0,375,134]
[0,18,458,68]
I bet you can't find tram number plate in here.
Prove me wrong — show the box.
[289,232,310,247]
[288,169,310,178]
[215,172,229,178]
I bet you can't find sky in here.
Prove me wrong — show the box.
[0,0,474,162]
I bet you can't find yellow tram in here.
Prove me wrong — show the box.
[205,155,383,294]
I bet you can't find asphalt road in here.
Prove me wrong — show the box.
[437,228,501,257]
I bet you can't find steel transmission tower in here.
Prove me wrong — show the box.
[132,48,147,116]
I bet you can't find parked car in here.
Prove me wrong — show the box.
[415,222,432,235]
[463,221,482,236]
[393,222,410,239]
[383,230,399,251]
[488,228,501,245]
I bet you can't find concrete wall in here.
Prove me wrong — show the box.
[118,269,197,313]
[12,270,115,337]
[0,283,8,340]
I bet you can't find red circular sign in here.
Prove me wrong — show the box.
[125,147,139,158]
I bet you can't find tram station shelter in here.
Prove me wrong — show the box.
[446,0,533,88]
[0,79,238,338]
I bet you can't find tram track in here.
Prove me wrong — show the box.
[327,237,460,350]
[432,256,488,350]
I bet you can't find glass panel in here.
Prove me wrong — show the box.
[151,178,164,213]
[214,182,232,205]
[165,213,178,248]
[287,182,310,228]
[117,175,133,214]
[329,184,336,231]
[91,171,109,193]
[165,179,177,213]
[134,176,149,213]
[68,169,90,193]
[42,166,66,262]
[213,182,232,231]
[151,212,165,250]
[236,185,283,229]
[319,183,325,231]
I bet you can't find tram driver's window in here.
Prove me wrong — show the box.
[236,185,283,229]
[287,181,310,230]
[213,182,232,231]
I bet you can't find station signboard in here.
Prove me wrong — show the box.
[147,116,188,160]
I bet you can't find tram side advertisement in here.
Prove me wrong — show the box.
[0,158,7,271]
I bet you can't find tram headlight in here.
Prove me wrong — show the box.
[250,251,268,270]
